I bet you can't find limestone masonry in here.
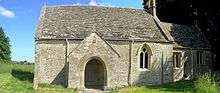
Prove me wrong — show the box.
[34,5,212,90]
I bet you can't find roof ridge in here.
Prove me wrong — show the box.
[45,4,143,11]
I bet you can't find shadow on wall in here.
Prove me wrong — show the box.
[11,69,34,83]
[135,54,174,85]
[51,62,69,87]
[134,58,161,85]
[133,55,193,92]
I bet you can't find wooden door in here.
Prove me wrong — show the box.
[85,59,104,89]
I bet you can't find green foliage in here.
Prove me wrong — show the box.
[0,27,11,61]
[194,73,220,93]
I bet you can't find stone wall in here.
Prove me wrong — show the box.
[130,42,173,85]
[34,40,67,86]
[173,49,191,81]
[172,49,212,81]
[36,33,215,90]
[192,50,212,78]
[67,33,128,89]
[34,35,175,90]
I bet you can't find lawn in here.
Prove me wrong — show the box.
[111,80,194,93]
[0,62,219,93]
[0,62,75,93]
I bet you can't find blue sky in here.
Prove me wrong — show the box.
[0,0,143,62]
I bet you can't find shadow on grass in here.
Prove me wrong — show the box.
[11,69,34,83]
[141,80,194,92]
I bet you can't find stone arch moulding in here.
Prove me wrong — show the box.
[79,56,108,90]
[136,43,153,56]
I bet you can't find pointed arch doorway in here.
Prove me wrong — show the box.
[84,58,107,90]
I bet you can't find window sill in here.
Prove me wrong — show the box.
[139,68,150,71]
[174,67,181,70]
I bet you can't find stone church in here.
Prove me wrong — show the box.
[34,0,212,90]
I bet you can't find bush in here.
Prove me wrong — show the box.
[194,73,219,93]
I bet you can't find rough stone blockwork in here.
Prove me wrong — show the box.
[34,5,212,90]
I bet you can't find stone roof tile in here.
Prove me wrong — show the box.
[36,5,168,42]
[162,22,210,48]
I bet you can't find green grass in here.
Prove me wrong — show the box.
[1,62,220,93]
[0,62,75,93]
[111,73,220,93]
[111,80,194,93]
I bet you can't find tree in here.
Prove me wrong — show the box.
[0,27,11,62]
[143,0,219,70]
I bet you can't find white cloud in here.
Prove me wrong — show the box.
[76,2,80,5]
[89,0,97,6]
[99,3,115,7]
[0,6,15,18]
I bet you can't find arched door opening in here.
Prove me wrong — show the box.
[84,59,106,90]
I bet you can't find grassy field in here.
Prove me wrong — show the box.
[0,62,75,93]
[0,62,219,93]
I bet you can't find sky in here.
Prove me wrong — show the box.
[0,0,143,62]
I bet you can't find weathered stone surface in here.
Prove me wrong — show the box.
[36,5,167,42]
[162,22,210,48]
[35,40,67,85]
[130,42,173,85]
